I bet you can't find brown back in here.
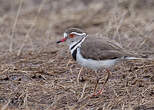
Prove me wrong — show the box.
[80,37,136,60]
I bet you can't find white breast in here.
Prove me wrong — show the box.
[76,48,118,70]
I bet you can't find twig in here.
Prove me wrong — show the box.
[78,81,87,101]
[17,0,46,56]
[9,0,23,52]
[77,67,83,83]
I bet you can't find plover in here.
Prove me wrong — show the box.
[57,28,143,96]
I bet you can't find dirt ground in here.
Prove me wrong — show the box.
[0,0,154,110]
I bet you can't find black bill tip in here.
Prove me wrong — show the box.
[56,41,61,43]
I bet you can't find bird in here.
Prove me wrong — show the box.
[56,28,144,96]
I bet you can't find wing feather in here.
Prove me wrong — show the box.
[80,37,135,60]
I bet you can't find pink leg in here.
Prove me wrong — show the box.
[90,69,110,97]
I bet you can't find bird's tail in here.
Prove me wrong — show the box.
[124,57,142,60]
[124,54,152,60]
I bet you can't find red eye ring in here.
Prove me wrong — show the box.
[69,34,74,38]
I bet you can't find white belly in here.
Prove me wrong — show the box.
[76,48,118,70]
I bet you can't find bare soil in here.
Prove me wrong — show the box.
[0,0,154,110]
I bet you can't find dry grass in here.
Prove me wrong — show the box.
[0,0,154,110]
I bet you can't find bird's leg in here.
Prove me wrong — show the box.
[90,69,111,97]
[97,69,110,94]
[90,70,101,96]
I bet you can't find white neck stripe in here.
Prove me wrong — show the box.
[71,32,86,36]
[70,37,86,54]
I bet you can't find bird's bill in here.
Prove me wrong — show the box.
[56,38,67,43]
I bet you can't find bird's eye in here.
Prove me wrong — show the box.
[69,34,74,38]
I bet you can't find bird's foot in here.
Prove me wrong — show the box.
[89,89,103,98]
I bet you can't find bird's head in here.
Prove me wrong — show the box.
[57,28,87,46]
